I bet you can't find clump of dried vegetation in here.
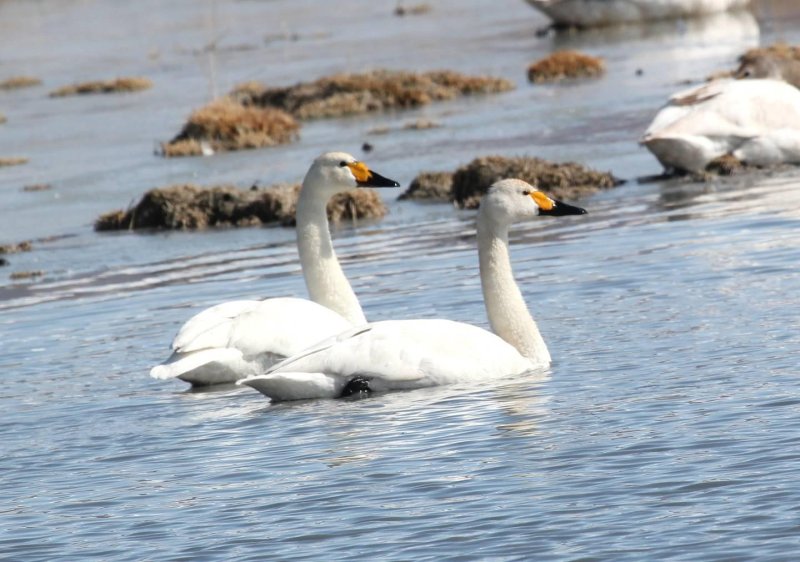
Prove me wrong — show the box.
[230,69,514,119]
[398,172,453,201]
[400,155,620,207]
[49,77,153,97]
[10,270,44,281]
[0,157,28,167]
[0,76,42,90]
[160,98,300,157]
[527,51,606,83]
[95,183,387,231]
[0,241,33,254]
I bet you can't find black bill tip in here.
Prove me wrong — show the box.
[358,170,400,188]
[540,200,587,216]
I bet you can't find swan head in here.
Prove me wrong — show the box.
[303,151,400,197]
[480,179,587,225]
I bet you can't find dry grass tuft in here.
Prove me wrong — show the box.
[451,155,621,209]
[398,172,453,201]
[394,3,432,16]
[0,157,28,167]
[10,270,44,281]
[0,76,42,90]
[527,51,606,83]
[0,241,33,254]
[49,77,153,97]
[232,69,514,119]
[22,183,52,192]
[161,98,300,157]
[95,183,386,231]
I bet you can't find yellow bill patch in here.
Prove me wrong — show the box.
[531,191,555,211]
[347,162,371,183]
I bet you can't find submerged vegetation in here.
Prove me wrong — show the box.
[527,51,606,83]
[95,183,387,231]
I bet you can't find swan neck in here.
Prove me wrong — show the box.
[295,186,366,325]
[477,218,550,365]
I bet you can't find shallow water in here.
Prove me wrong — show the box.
[2,1,800,560]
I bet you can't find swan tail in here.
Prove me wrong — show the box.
[238,372,346,401]
[150,348,247,386]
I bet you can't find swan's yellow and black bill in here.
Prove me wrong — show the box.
[348,162,400,188]
[532,191,587,216]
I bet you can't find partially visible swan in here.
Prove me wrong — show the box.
[150,152,399,386]
[525,0,750,27]
[238,179,587,401]
[640,79,800,173]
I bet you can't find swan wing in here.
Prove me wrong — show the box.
[171,300,260,353]
[239,319,536,400]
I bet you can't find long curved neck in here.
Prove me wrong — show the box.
[296,187,366,325]
[477,217,551,365]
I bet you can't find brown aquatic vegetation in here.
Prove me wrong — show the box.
[95,183,386,231]
[231,70,514,119]
[161,98,299,157]
[403,118,441,130]
[451,156,621,209]
[10,270,44,281]
[0,76,42,90]
[704,154,747,176]
[394,3,432,16]
[0,241,33,254]
[49,77,153,97]
[527,51,606,83]
[0,157,28,167]
[398,172,453,201]
[0,113,5,124]
[23,183,52,192]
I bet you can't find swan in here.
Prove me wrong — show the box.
[640,79,800,173]
[237,179,587,401]
[150,151,399,386]
[524,0,750,27]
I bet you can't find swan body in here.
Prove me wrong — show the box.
[525,0,750,27]
[640,79,800,173]
[239,179,587,402]
[150,152,399,386]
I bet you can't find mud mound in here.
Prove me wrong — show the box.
[398,172,453,201]
[95,183,386,231]
[50,77,152,97]
[0,76,41,90]
[230,69,514,119]
[527,51,605,83]
[161,97,300,157]
[451,155,621,209]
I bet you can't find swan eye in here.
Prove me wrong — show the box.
[339,161,348,168]
[522,190,530,196]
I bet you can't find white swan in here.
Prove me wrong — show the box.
[150,152,399,386]
[525,0,750,27]
[640,79,800,173]
[238,179,587,401]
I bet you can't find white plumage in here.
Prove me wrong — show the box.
[239,179,587,401]
[150,152,399,386]
[641,79,800,173]
[525,0,750,27]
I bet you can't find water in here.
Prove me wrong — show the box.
[2,0,800,560]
